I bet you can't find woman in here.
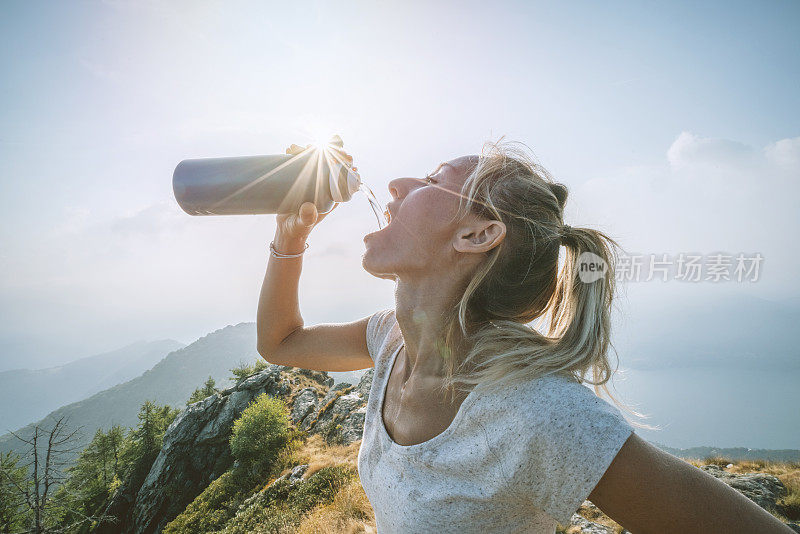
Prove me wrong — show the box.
[256,142,792,533]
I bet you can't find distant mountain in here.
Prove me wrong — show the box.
[0,323,261,464]
[0,339,185,432]
[616,293,799,369]
[329,369,368,386]
[652,442,800,463]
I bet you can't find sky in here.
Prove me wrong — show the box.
[1,0,799,370]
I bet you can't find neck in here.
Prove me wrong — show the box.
[393,275,466,383]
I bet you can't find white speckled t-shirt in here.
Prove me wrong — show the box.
[357,309,635,533]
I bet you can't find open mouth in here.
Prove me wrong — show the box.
[383,208,391,224]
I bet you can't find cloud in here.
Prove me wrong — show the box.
[666,131,756,169]
[765,137,800,169]
[575,132,800,295]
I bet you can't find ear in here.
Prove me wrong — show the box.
[453,219,506,254]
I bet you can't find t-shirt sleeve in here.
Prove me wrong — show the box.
[513,376,635,527]
[365,308,396,362]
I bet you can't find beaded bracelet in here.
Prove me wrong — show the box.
[269,241,309,259]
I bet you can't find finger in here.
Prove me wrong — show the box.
[298,202,318,228]
[286,144,305,155]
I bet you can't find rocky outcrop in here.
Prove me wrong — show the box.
[130,369,290,533]
[98,363,371,534]
[700,464,794,516]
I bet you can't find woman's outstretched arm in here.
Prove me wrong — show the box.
[588,433,794,533]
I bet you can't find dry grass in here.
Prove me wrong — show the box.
[280,370,332,403]
[282,433,361,479]
[271,435,375,533]
[295,476,376,534]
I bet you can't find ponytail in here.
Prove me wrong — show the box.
[435,140,653,429]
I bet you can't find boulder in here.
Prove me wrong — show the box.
[296,370,372,444]
[291,387,320,426]
[700,464,788,512]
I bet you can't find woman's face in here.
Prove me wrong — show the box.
[362,156,479,281]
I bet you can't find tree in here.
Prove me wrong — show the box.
[122,401,179,492]
[54,426,129,531]
[0,451,28,533]
[229,360,268,385]
[187,376,218,406]
[73,402,177,534]
[4,416,114,533]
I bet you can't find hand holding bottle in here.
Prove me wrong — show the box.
[273,137,356,251]
[275,201,337,245]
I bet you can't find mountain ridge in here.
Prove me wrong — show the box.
[0,339,185,431]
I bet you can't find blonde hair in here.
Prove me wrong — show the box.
[436,140,650,427]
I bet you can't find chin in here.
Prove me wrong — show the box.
[361,252,398,281]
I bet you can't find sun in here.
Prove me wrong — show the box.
[307,129,333,150]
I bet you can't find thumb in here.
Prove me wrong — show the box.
[298,202,318,228]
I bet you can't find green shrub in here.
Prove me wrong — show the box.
[165,416,306,534]
[318,418,346,446]
[230,394,291,475]
[163,471,245,534]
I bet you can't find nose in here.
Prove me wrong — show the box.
[387,177,419,200]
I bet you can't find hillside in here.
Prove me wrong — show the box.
[0,323,260,464]
[0,339,184,432]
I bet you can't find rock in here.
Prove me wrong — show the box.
[700,464,788,512]
[300,382,351,431]
[567,513,617,533]
[355,368,374,399]
[291,388,320,426]
[302,371,373,444]
[283,463,309,484]
[294,366,335,387]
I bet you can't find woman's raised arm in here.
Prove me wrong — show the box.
[256,200,373,372]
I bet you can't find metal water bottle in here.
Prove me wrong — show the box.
[172,139,361,216]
